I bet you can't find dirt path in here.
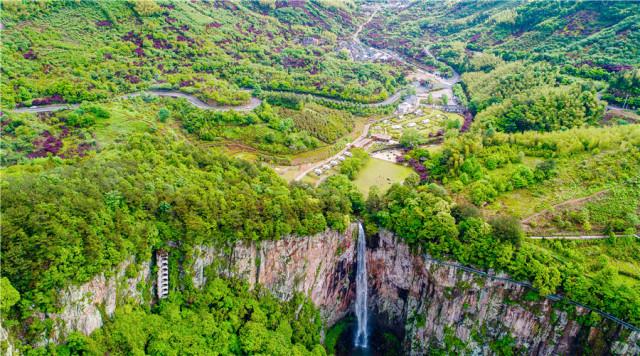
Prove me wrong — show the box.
[521,189,610,224]
[353,6,379,42]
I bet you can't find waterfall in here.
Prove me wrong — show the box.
[354,222,369,348]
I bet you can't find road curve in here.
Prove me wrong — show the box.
[10,86,406,114]
[12,90,263,114]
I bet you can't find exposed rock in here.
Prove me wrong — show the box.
[1,323,16,355]
[192,224,358,326]
[368,230,640,355]
[42,257,151,343]
[22,226,639,355]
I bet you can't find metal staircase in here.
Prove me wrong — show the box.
[156,250,169,299]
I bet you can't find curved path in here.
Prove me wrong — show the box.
[12,86,405,115]
[521,189,610,225]
[12,90,263,114]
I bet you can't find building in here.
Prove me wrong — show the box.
[314,169,323,176]
[371,133,392,142]
[406,122,417,128]
[330,160,339,167]
[344,151,353,157]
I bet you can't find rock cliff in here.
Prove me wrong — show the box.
[191,224,358,326]
[36,257,151,344]
[17,225,639,355]
[368,230,640,355]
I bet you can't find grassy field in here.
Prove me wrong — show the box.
[480,149,638,221]
[530,236,640,288]
[353,158,414,195]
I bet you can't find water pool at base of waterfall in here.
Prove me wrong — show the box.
[332,314,403,356]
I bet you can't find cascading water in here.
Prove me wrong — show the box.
[354,222,369,348]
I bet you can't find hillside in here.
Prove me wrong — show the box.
[1,1,639,355]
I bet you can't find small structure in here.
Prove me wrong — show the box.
[301,37,320,46]
[338,156,346,161]
[383,119,390,124]
[344,151,353,157]
[329,160,339,167]
[322,164,331,170]
[314,168,323,176]
[371,133,392,142]
[406,122,417,128]
[156,250,169,299]
[391,125,402,130]
[422,119,430,124]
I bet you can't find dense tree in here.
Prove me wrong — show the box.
[43,278,326,355]
[489,215,524,247]
[399,128,423,149]
[0,134,359,315]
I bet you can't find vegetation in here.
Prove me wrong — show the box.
[352,159,414,196]
[2,0,640,352]
[1,134,362,326]
[36,277,327,355]
[339,147,369,180]
[362,2,640,74]
[0,1,403,110]
[365,180,640,326]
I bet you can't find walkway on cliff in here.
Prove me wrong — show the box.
[527,233,639,240]
[422,254,640,332]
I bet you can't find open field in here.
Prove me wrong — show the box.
[353,157,413,195]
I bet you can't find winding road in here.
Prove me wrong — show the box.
[12,3,462,186]
[11,87,407,114]
[292,4,461,182]
[12,89,263,114]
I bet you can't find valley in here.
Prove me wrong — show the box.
[1,1,639,355]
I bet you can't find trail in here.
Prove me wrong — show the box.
[521,189,610,224]
[11,81,407,115]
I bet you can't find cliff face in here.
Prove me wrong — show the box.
[20,225,639,356]
[18,226,356,350]
[368,230,640,355]
[191,224,357,326]
[36,257,151,344]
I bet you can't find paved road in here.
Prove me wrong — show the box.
[293,3,462,182]
[293,122,374,182]
[11,86,406,114]
[13,103,81,113]
[12,90,263,114]
[528,234,639,240]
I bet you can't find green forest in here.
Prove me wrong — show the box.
[1,0,639,354]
